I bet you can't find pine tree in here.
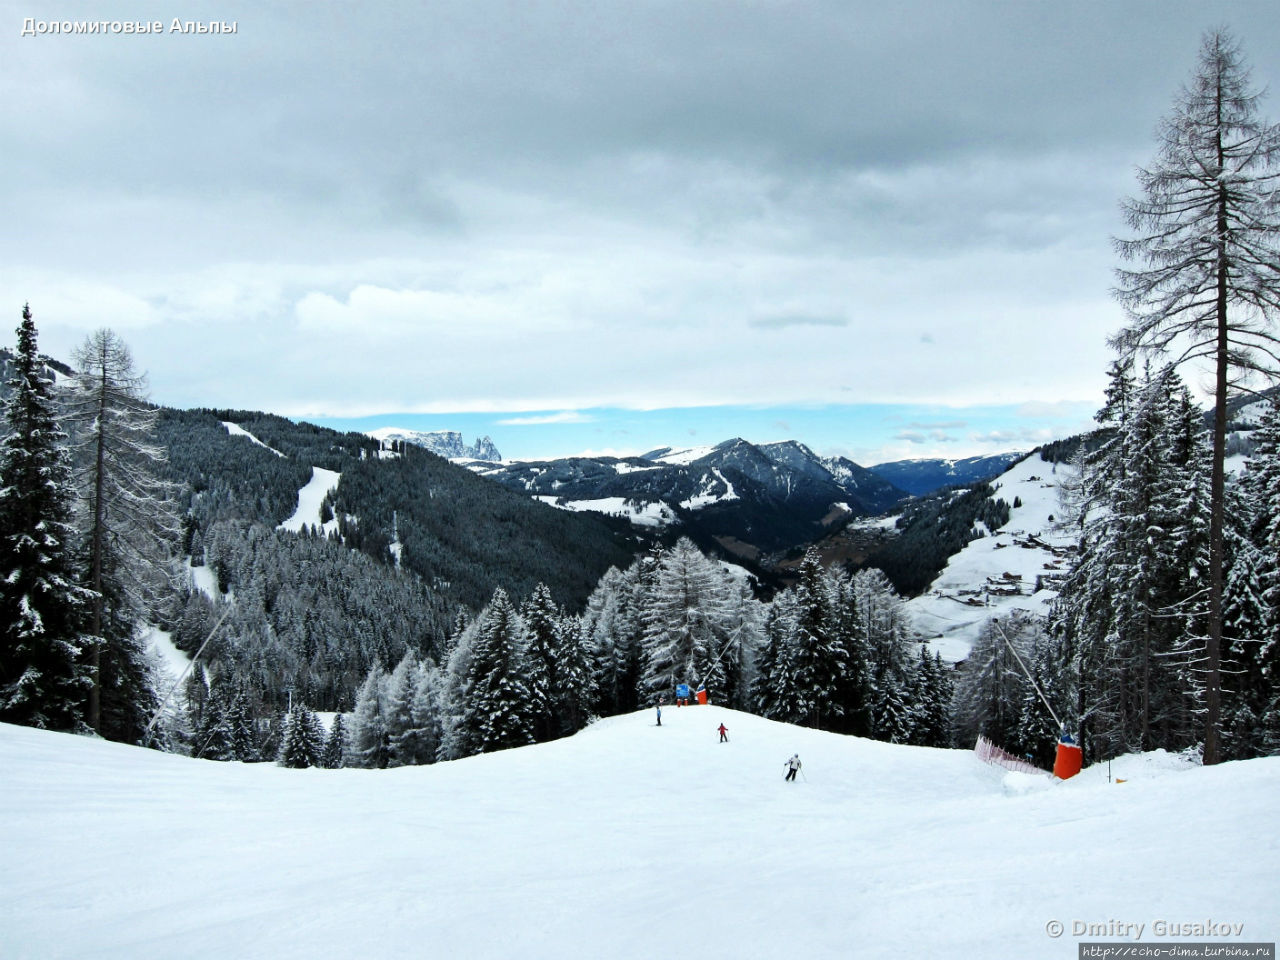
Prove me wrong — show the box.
[277,704,325,768]
[552,614,596,736]
[583,563,645,716]
[194,678,235,761]
[637,539,732,703]
[383,651,417,767]
[830,574,873,736]
[786,549,849,731]
[454,588,534,755]
[752,590,796,722]
[1230,399,1280,756]
[226,684,258,761]
[323,713,348,768]
[954,612,1044,751]
[1052,367,1211,760]
[521,583,561,741]
[63,328,181,737]
[907,646,953,748]
[348,664,390,768]
[1111,29,1280,762]
[396,659,444,764]
[0,305,92,731]
[853,567,914,741]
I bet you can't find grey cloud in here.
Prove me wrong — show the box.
[8,1,1280,419]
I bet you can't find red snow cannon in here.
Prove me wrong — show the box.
[1053,732,1082,780]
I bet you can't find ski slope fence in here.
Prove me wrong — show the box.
[973,735,1049,776]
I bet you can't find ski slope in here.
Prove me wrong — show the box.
[277,466,341,535]
[221,421,285,458]
[2,708,1276,959]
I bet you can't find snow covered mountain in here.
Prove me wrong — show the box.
[468,437,908,558]
[868,452,1024,496]
[4,712,1276,959]
[907,452,1077,663]
[367,427,501,461]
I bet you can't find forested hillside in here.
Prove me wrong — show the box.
[158,408,640,612]
[326,441,641,610]
[139,406,645,728]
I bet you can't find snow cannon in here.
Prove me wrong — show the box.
[695,684,708,705]
[1053,731,1083,780]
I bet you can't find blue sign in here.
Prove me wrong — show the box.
[676,684,691,699]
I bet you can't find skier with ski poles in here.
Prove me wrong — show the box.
[784,754,802,782]
[718,723,728,742]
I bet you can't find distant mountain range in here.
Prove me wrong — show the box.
[367,427,501,462]
[866,453,1024,497]
[466,437,909,561]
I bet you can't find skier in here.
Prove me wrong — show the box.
[784,754,801,781]
[718,723,728,743]
[656,702,662,727]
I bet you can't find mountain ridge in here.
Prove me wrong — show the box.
[467,436,909,560]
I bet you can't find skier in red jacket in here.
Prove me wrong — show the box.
[718,723,728,742]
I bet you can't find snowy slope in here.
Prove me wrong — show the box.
[277,467,341,534]
[2,711,1277,960]
[222,421,285,458]
[907,454,1077,663]
[533,494,676,526]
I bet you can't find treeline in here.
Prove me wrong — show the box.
[0,315,179,745]
[329,441,639,611]
[255,537,954,770]
[755,550,951,747]
[156,408,314,529]
[168,520,451,712]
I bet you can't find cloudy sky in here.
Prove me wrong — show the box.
[5,1,1280,463]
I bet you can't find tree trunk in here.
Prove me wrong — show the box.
[1204,75,1229,766]
[88,362,108,733]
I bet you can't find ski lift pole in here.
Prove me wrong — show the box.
[142,604,233,747]
[694,622,746,699]
[991,617,1082,779]
[991,617,1062,731]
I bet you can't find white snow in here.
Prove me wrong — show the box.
[187,562,222,602]
[612,461,659,475]
[908,455,1077,663]
[649,444,716,465]
[278,467,342,535]
[142,626,191,684]
[1,710,1276,959]
[679,468,740,510]
[221,421,285,458]
[534,495,677,527]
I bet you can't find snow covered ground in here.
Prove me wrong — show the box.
[908,454,1077,663]
[277,467,341,535]
[534,494,676,527]
[221,421,285,458]
[141,626,191,686]
[2,708,1276,959]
